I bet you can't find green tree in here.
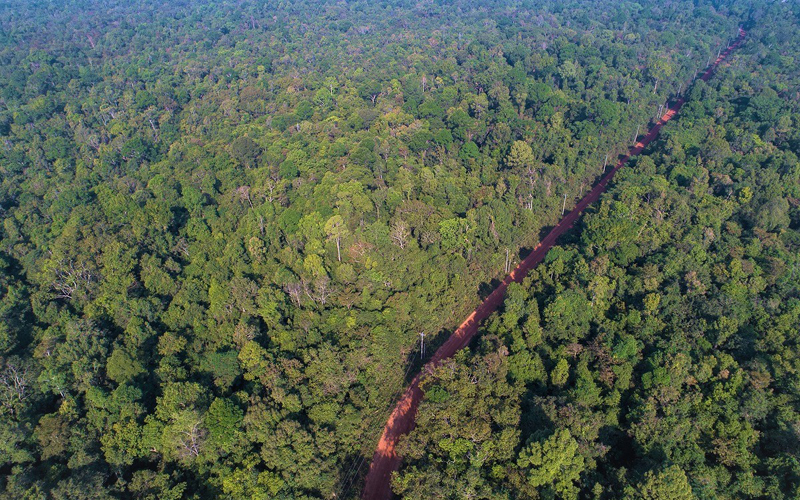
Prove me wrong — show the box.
[230,136,261,168]
[517,429,585,500]
[550,358,570,387]
[204,398,243,453]
[636,465,695,500]
[506,140,534,170]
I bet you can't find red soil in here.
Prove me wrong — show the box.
[361,29,746,500]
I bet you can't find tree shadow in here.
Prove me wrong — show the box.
[731,96,749,114]
[170,205,190,233]
[336,451,373,500]
[401,346,424,386]
[554,224,582,247]
[518,396,556,441]
[538,224,556,245]
[599,424,637,469]
[1,253,36,355]
[478,278,502,301]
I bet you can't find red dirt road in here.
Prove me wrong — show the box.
[361,29,746,500]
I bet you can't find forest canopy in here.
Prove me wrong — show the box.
[0,0,797,499]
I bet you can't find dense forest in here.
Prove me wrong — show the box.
[394,4,800,500]
[0,0,795,499]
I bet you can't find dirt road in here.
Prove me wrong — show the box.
[361,28,746,500]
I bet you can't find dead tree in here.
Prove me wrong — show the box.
[0,361,29,414]
[389,220,410,249]
[52,260,94,299]
[177,421,205,459]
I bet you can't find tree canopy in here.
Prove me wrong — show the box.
[1,0,793,499]
[394,4,800,498]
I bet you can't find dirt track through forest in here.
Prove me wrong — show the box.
[361,28,746,500]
